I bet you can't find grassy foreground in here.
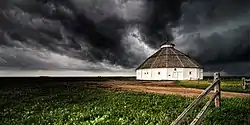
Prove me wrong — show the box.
[0,83,250,125]
[177,80,250,93]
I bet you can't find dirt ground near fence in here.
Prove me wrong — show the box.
[86,80,250,98]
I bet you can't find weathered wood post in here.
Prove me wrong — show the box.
[214,72,221,107]
[242,77,246,89]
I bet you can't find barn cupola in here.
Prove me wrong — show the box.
[160,41,175,48]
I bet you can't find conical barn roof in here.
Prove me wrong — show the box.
[136,43,202,69]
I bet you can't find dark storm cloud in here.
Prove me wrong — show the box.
[190,28,250,65]
[0,0,184,70]
[174,0,250,75]
[142,0,185,48]
[0,0,250,75]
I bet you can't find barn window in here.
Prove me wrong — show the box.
[174,68,176,71]
[158,72,160,75]
[189,71,192,75]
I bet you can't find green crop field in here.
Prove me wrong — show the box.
[177,79,250,93]
[0,82,250,125]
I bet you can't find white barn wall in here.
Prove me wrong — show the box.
[183,68,195,80]
[136,68,203,80]
[199,69,203,80]
[183,68,203,80]
[183,68,193,80]
[136,70,142,79]
[140,69,152,80]
[166,68,183,80]
[151,68,167,80]
[196,68,204,80]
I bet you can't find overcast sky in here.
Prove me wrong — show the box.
[0,0,250,76]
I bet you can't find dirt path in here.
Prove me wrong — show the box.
[96,80,250,98]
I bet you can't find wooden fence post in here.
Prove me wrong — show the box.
[214,72,220,107]
[242,77,246,89]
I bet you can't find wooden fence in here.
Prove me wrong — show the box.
[242,78,250,89]
[171,72,221,125]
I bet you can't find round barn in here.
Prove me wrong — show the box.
[136,41,203,80]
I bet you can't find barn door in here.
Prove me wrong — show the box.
[173,72,177,78]
[173,71,182,80]
[177,72,182,80]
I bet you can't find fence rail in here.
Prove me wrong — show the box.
[242,78,250,89]
[171,72,221,125]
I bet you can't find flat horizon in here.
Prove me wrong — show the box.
[0,70,249,77]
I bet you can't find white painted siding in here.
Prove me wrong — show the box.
[183,68,196,80]
[166,68,183,80]
[140,69,152,80]
[199,69,203,80]
[136,68,203,80]
[183,68,203,80]
[136,70,142,79]
[151,68,167,80]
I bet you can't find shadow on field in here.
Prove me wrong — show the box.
[0,77,113,108]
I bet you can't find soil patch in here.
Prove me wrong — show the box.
[91,80,250,98]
